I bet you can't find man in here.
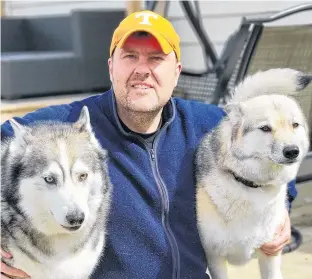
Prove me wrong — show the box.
[1,10,293,279]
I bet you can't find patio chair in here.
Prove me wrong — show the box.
[214,2,312,161]
[214,3,312,143]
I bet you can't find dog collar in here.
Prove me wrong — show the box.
[228,170,262,188]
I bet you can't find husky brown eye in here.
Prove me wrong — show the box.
[259,125,272,132]
[78,173,88,182]
[293,122,299,128]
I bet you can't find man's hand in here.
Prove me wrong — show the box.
[1,248,30,278]
[260,209,291,256]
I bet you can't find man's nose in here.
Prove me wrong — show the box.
[134,62,151,77]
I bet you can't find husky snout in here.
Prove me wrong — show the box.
[50,202,87,232]
[48,186,90,233]
[283,145,299,160]
[271,142,301,165]
[62,208,85,231]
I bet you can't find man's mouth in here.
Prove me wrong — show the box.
[131,83,153,89]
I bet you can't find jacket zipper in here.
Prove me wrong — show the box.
[116,96,180,278]
[149,144,180,279]
[134,125,180,279]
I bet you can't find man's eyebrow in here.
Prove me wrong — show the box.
[149,51,165,56]
[120,49,165,56]
[121,48,137,54]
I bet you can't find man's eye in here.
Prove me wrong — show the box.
[125,54,136,59]
[151,56,163,61]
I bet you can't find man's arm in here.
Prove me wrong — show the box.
[260,179,297,255]
[1,104,72,140]
[286,179,297,211]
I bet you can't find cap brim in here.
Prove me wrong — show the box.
[116,28,173,55]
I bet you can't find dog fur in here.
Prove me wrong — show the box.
[1,106,112,279]
[195,68,311,279]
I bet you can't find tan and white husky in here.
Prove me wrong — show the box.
[196,68,310,279]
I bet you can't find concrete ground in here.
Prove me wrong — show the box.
[228,179,312,279]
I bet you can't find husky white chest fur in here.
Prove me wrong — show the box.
[1,106,112,279]
[6,234,104,279]
[197,174,286,265]
[195,68,310,279]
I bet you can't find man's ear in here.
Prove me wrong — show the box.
[224,102,245,125]
[108,57,113,83]
[174,62,182,87]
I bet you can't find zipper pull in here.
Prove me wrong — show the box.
[150,149,155,160]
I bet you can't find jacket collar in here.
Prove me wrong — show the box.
[108,89,176,137]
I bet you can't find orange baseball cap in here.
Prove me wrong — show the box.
[110,10,181,61]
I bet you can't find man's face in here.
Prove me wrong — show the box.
[108,33,182,113]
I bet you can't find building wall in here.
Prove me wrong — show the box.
[4,1,128,16]
[4,1,312,71]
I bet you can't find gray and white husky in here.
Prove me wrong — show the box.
[1,106,112,279]
[196,68,310,279]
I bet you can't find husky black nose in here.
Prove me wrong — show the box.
[283,145,299,159]
[66,211,85,227]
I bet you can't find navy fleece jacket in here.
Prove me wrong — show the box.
[1,89,297,279]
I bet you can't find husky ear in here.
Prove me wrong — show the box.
[8,119,32,153]
[297,73,312,91]
[74,106,92,133]
[9,118,32,139]
[224,102,244,125]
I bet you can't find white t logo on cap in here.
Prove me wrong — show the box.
[135,12,158,25]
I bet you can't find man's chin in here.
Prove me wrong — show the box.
[129,103,160,112]
[127,98,160,112]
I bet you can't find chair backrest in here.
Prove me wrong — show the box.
[173,23,242,103]
[242,24,312,132]
[71,10,125,57]
[1,18,29,52]
[171,1,224,103]
[26,16,73,51]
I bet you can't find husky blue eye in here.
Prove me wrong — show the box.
[44,176,56,184]
[259,125,272,132]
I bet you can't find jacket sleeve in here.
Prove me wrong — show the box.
[1,104,72,140]
[286,179,297,211]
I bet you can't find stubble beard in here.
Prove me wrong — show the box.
[122,87,164,113]
[116,89,165,131]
